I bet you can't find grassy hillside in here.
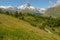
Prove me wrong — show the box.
[0,14,60,40]
[16,13,60,35]
[45,6,60,18]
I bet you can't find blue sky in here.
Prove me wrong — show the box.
[0,0,57,8]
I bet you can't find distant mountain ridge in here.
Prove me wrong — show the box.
[0,3,46,14]
[0,6,17,13]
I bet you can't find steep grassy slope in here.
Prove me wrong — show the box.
[18,13,60,36]
[45,6,60,18]
[0,14,60,40]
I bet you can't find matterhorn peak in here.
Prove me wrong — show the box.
[17,0,41,14]
[18,0,36,10]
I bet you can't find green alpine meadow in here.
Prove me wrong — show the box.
[0,0,60,40]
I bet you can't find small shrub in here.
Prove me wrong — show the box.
[0,36,4,40]
[5,11,10,15]
[31,23,36,27]
[0,32,5,40]
[52,28,55,31]
[21,17,24,20]
[14,11,19,18]
[0,22,2,24]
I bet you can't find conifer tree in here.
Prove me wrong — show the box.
[5,11,10,15]
[14,11,18,18]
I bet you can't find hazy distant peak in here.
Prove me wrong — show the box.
[38,8,46,13]
[40,8,46,10]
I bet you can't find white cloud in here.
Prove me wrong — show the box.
[0,6,13,9]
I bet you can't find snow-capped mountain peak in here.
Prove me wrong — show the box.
[0,0,47,14]
[18,3,36,10]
